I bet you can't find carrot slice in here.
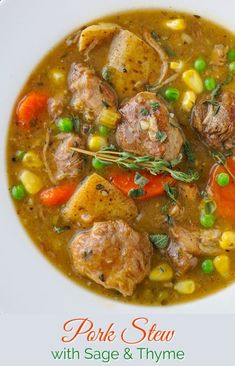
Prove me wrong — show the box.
[16,91,48,130]
[209,157,235,221]
[110,170,174,200]
[39,182,77,207]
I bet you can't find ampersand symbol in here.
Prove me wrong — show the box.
[124,348,133,360]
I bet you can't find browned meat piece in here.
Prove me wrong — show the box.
[191,91,235,150]
[165,226,222,275]
[68,63,117,121]
[48,96,65,120]
[116,92,184,160]
[54,133,85,181]
[69,220,153,296]
[210,44,228,66]
[199,229,222,255]
[167,226,200,274]
[178,183,199,201]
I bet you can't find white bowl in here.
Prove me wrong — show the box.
[1,0,235,314]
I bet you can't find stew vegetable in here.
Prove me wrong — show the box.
[7,9,235,305]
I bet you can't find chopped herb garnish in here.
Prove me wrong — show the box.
[102,100,110,108]
[165,214,174,226]
[183,141,195,163]
[204,200,217,215]
[149,234,169,249]
[168,169,199,183]
[102,66,111,81]
[60,52,68,59]
[164,184,178,202]
[128,188,145,198]
[211,83,222,100]
[164,46,176,57]
[99,273,105,282]
[211,150,235,181]
[83,249,93,260]
[204,83,222,116]
[15,150,26,161]
[134,172,150,187]
[53,225,70,234]
[96,184,105,191]
[73,117,81,133]
[151,31,160,41]
[224,74,233,84]
[161,202,171,214]
[140,108,149,116]
[156,130,167,143]
[150,101,160,111]
[211,150,233,163]
[200,190,209,199]
[213,104,221,115]
[88,126,95,135]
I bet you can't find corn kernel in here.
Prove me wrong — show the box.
[88,135,107,152]
[181,91,197,112]
[213,255,230,277]
[19,169,43,195]
[166,19,186,31]
[99,108,120,129]
[22,151,42,169]
[174,280,195,294]
[149,263,173,282]
[182,69,203,94]
[170,61,184,73]
[219,231,235,250]
[48,68,65,85]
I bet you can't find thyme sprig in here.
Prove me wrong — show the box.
[70,147,200,183]
[211,150,235,181]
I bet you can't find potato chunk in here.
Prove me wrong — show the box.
[78,23,120,51]
[63,173,137,227]
[107,30,161,99]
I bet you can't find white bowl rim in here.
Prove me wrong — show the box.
[1,0,235,314]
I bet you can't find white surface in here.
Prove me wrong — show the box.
[0,0,235,314]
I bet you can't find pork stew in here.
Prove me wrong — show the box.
[7,10,235,305]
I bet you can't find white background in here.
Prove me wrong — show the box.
[0,0,235,364]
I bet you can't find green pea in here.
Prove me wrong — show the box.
[227,49,235,62]
[57,117,74,133]
[15,150,26,161]
[98,125,110,137]
[92,158,109,170]
[11,184,26,200]
[194,57,207,73]
[216,172,230,187]
[200,213,215,228]
[229,61,235,73]
[164,87,180,102]
[201,259,214,274]
[204,77,217,91]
